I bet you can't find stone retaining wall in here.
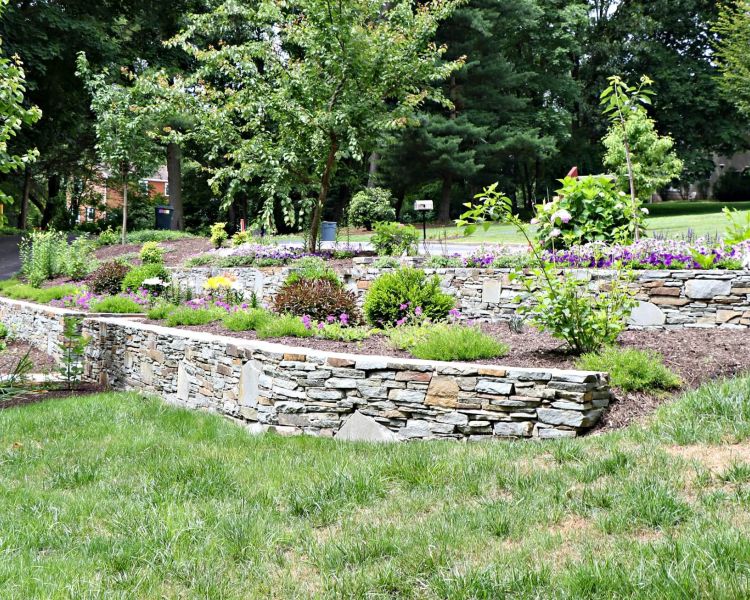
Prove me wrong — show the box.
[170,261,750,329]
[0,297,611,441]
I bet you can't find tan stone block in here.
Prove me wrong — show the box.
[716,310,743,324]
[425,376,460,408]
[327,357,355,368]
[477,366,507,377]
[356,280,371,290]
[651,296,690,306]
[648,286,681,297]
[283,353,307,362]
[395,371,432,382]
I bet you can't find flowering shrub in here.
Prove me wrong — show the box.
[50,288,101,311]
[363,268,455,326]
[534,175,645,249]
[273,279,359,322]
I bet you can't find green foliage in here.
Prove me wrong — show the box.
[64,236,96,281]
[222,308,272,332]
[714,168,750,203]
[88,261,130,295]
[388,323,507,361]
[576,348,681,393]
[57,316,89,391]
[285,257,340,287]
[0,280,77,303]
[97,227,119,247]
[257,314,314,340]
[121,264,168,292]
[363,268,455,326]
[723,207,750,245]
[347,188,396,230]
[715,1,750,118]
[231,231,253,247]
[19,230,68,287]
[371,222,420,256]
[424,256,462,268]
[603,109,684,201]
[273,279,359,322]
[126,230,195,244]
[165,306,224,327]
[184,254,215,267]
[210,222,228,249]
[0,0,42,216]
[89,296,143,314]
[146,303,176,321]
[139,241,165,265]
[536,175,641,248]
[316,323,371,342]
[515,267,637,355]
[372,256,400,269]
[0,323,8,339]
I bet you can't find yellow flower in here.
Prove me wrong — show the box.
[204,274,236,290]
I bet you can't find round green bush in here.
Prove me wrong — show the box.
[121,264,169,292]
[363,268,455,326]
[140,241,165,265]
[347,188,396,230]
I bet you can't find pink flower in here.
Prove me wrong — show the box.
[317,322,325,330]
[301,315,312,330]
[326,315,336,324]
[339,313,349,326]
[399,303,408,311]
[414,306,423,316]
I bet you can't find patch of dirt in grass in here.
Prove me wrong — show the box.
[666,442,750,473]
[0,383,106,410]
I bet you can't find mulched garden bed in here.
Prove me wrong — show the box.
[157,320,750,433]
[0,341,56,375]
[94,237,212,267]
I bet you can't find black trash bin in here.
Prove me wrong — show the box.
[155,205,174,230]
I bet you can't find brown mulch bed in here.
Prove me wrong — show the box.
[0,341,56,375]
[94,237,212,267]
[155,320,750,432]
[0,383,107,410]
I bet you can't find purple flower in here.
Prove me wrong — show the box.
[339,313,349,326]
[326,315,336,324]
[399,303,408,311]
[414,306,423,316]
[396,317,407,327]
[317,322,325,330]
[449,308,461,319]
[301,314,312,330]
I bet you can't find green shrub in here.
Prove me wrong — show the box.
[0,280,77,303]
[257,314,314,339]
[19,230,68,287]
[373,256,400,269]
[147,303,177,320]
[535,175,642,248]
[126,230,195,244]
[371,222,419,256]
[0,323,8,339]
[273,279,359,322]
[88,261,131,295]
[347,187,396,230]
[714,168,750,203]
[210,222,228,249]
[231,231,253,247]
[576,347,681,392]
[363,268,455,326]
[64,237,96,281]
[387,323,507,361]
[285,257,340,287]
[222,308,273,332]
[184,255,216,267]
[121,264,169,292]
[97,226,119,246]
[165,307,224,327]
[89,296,144,314]
[140,241,165,265]
[424,256,462,268]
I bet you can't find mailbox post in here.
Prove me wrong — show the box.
[413,200,433,242]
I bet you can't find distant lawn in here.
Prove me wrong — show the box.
[2,382,750,597]
[273,200,750,246]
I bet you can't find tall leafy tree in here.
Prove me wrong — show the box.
[0,0,41,224]
[715,0,750,118]
[173,0,465,250]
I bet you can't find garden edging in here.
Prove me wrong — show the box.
[0,296,611,441]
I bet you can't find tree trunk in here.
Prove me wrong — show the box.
[623,138,639,241]
[438,174,453,224]
[121,164,128,245]
[308,136,338,253]
[42,174,60,228]
[367,152,379,188]
[166,142,184,230]
[19,166,31,229]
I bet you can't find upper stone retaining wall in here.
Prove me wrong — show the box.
[0,297,610,441]
[171,260,750,329]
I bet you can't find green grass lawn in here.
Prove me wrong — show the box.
[276,201,750,246]
[2,381,750,598]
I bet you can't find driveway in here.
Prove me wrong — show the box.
[0,235,21,280]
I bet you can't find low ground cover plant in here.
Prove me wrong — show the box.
[577,347,681,392]
[165,306,226,327]
[222,308,272,332]
[0,280,77,303]
[126,230,196,244]
[388,322,508,361]
[89,296,144,314]
[364,267,454,326]
[257,313,314,339]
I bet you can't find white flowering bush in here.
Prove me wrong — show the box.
[534,175,647,249]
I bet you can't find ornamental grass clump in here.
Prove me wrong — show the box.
[90,296,143,314]
[387,323,507,362]
[165,306,225,327]
[222,308,272,332]
[257,314,314,339]
[576,347,681,393]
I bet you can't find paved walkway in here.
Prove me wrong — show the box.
[0,235,21,280]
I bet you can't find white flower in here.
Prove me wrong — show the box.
[552,209,572,224]
[142,278,166,287]
[530,218,540,225]
[548,228,561,239]
[641,207,650,215]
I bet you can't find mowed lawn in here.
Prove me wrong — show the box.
[2,384,750,598]
[290,201,750,246]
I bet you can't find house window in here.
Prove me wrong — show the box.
[139,179,149,193]
[164,182,170,197]
[86,207,96,221]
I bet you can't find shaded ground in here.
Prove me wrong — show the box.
[169,321,750,432]
[0,235,21,280]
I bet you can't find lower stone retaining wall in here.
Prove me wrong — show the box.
[0,297,611,441]
[171,261,750,329]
